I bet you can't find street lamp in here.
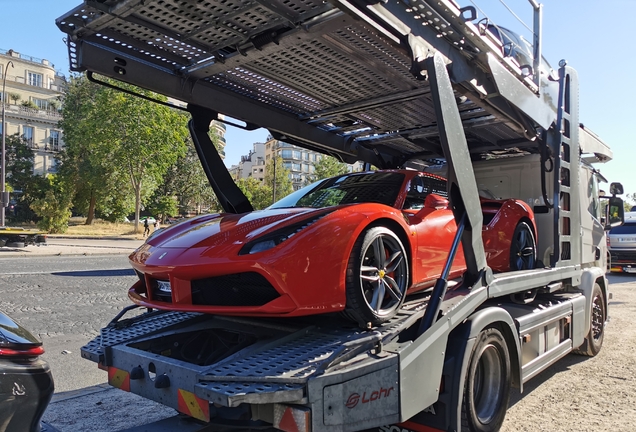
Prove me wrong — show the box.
[1,60,14,227]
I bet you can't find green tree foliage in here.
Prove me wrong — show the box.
[264,156,292,203]
[624,193,636,212]
[2,134,45,223]
[59,74,189,229]
[151,126,221,218]
[311,155,348,181]
[30,175,73,233]
[236,177,272,210]
[58,74,113,224]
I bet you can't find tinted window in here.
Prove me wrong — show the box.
[270,172,405,209]
[609,223,636,235]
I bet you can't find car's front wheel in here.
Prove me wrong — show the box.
[345,226,409,327]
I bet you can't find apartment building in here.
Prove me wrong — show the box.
[264,136,365,190]
[1,49,66,175]
[228,141,265,181]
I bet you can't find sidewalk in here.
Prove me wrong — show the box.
[0,237,145,257]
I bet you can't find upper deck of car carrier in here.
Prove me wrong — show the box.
[56,0,611,167]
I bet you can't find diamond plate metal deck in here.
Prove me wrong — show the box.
[57,0,552,168]
[81,310,200,362]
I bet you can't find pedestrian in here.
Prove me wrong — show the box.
[143,218,150,237]
[153,219,159,231]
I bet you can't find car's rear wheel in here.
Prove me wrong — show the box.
[509,221,536,271]
[345,226,409,327]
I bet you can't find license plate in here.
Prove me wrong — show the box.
[619,238,636,242]
[624,267,636,273]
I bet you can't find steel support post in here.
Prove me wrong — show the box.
[425,52,488,283]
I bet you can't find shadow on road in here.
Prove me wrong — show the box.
[52,269,135,277]
[507,353,589,409]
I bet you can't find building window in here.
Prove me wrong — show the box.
[283,162,292,170]
[23,126,34,147]
[303,164,309,172]
[49,130,60,151]
[292,150,301,160]
[292,163,301,171]
[281,149,292,159]
[28,72,43,87]
[32,98,48,110]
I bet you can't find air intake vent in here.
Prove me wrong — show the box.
[191,273,280,306]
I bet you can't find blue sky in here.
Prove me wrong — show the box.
[1,0,633,195]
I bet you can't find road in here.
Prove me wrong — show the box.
[1,247,634,431]
[0,254,138,393]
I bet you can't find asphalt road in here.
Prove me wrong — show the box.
[0,249,178,431]
[0,254,138,393]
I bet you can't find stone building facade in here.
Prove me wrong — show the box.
[1,49,66,175]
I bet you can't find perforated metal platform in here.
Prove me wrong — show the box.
[81,310,200,362]
[57,0,555,169]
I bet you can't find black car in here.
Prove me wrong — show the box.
[0,312,54,432]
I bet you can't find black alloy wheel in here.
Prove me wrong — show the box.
[509,221,536,271]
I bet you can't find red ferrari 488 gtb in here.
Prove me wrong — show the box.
[129,170,536,326]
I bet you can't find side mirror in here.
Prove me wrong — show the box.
[424,193,449,210]
[605,196,624,230]
[610,182,624,196]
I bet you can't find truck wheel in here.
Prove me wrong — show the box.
[509,221,536,271]
[345,226,408,327]
[573,283,605,357]
[461,327,511,432]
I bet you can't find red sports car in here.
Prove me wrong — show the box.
[129,171,536,326]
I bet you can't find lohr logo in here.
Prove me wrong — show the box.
[345,386,394,409]
[345,393,360,408]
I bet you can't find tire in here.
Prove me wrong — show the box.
[6,241,25,248]
[573,283,605,357]
[509,221,536,271]
[345,226,409,327]
[461,327,511,432]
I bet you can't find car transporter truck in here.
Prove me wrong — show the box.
[56,0,624,431]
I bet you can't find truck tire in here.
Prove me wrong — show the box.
[573,283,605,357]
[461,327,511,432]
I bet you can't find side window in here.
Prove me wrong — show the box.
[403,175,448,210]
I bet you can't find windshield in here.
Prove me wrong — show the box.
[269,172,405,209]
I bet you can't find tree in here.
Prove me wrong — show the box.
[30,175,73,233]
[59,74,189,230]
[624,193,636,212]
[311,155,348,181]
[58,74,114,225]
[264,156,292,204]
[8,93,20,105]
[236,177,272,210]
[1,134,45,223]
[154,127,221,218]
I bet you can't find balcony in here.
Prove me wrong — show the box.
[2,103,62,121]
[0,74,64,92]
[44,144,60,152]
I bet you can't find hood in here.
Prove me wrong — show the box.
[146,208,327,250]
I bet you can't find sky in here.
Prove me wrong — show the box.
[1,0,633,194]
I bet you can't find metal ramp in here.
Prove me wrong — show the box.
[57,0,559,169]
